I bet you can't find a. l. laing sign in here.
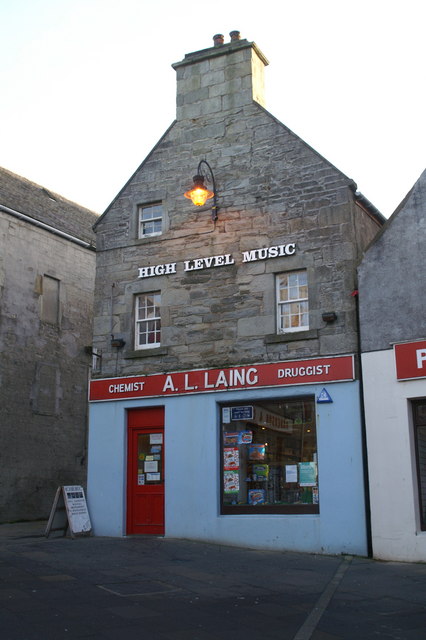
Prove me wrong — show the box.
[137,242,296,279]
[89,355,355,402]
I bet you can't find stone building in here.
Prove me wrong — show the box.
[359,169,426,561]
[88,33,384,554]
[0,167,98,522]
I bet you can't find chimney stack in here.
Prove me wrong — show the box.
[172,33,269,121]
[213,34,224,47]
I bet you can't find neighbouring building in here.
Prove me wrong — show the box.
[0,167,98,522]
[359,169,426,562]
[87,33,385,555]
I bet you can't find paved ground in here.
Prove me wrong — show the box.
[1,522,426,640]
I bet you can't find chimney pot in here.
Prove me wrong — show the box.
[230,30,241,41]
[213,34,224,47]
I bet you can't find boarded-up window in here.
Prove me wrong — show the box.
[41,275,60,325]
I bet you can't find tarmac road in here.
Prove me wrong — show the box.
[1,521,426,640]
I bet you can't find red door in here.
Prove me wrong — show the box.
[127,407,165,535]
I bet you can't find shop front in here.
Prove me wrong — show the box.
[362,340,426,561]
[86,34,385,557]
[87,355,368,556]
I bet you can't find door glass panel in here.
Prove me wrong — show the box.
[137,433,163,485]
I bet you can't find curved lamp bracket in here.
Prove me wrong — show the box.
[184,159,219,222]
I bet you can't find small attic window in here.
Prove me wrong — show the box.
[138,203,163,238]
[41,187,57,202]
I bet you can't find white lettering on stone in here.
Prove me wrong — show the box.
[138,244,295,279]
[138,263,176,278]
[242,243,296,263]
[184,254,235,272]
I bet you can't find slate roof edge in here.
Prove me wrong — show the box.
[0,203,96,250]
[255,102,385,226]
[0,166,99,244]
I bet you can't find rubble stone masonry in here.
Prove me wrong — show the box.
[93,36,382,378]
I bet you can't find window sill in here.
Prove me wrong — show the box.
[124,346,168,359]
[222,505,319,515]
[133,234,164,246]
[265,329,319,344]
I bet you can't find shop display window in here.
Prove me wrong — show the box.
[220,397,319,514]
[412,399,426,530]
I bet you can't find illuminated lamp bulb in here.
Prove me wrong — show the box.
[184,175,214,206]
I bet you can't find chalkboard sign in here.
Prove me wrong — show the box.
[45,485,92,538]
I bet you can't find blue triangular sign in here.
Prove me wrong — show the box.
[317,388,333,403]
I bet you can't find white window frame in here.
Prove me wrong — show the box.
[138,203,163,239]
[135,292,161,350]
[276,270,309,333]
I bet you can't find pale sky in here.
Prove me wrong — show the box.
[1,0,425,218]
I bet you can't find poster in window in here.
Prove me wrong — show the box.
[146,473,161,482]
[224,447,239,470]
[144,460,158,473]
[224,470,239,493]
[248,444,265,461]
[285,464,298,483]
[299,462,317,486]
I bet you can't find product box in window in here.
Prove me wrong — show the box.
[248,444,265,460]
[252,464,269,478]
[223,432,240,445]
[248,489,266,505]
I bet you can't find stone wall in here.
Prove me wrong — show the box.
[0,212,95,522]
[93,38,383,379]
[358,169,426,352]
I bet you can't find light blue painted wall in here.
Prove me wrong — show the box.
[87,381,368,555]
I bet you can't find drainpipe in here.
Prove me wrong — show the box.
[352,288,373,558]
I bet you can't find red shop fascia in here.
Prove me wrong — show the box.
[89,354,355,403]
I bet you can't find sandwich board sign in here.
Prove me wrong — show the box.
[45,485,92,538]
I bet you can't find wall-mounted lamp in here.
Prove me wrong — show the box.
[322,312,337,324]
[184,159,218,221]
